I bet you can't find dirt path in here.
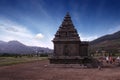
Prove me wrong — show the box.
[0,60,120,80]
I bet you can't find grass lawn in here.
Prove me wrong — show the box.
[0,56,48,66]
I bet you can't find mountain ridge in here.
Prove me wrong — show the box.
[90,31,120,45]
[90,30,120,53]
[0,40,53,54]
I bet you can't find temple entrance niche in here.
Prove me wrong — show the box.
[63,44,69,56]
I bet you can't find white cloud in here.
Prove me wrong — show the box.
[0,19,53,49]
[108,25,120,34]
[79,33,98,41]
[35,33,44,39]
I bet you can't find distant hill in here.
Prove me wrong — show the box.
[90,31,120,53]
[0,40,53,54]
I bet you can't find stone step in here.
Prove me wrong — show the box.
[47,64,89,69]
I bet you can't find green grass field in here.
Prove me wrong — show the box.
[0,56,48,66]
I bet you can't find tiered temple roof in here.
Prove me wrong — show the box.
[53,13,80,41]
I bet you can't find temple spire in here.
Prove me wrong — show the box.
[53,12,80,41]
[65,12,70,18]
[63,12,72,22]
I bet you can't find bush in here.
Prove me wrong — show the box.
[40,53,48,57]
[0,53,21,57]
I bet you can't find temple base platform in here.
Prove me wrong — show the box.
[49,56,99,68]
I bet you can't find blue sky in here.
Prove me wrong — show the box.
[0,0,120,49]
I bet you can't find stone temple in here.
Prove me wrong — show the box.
[49,13,89,64]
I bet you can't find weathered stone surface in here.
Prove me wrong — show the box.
[50,12,89,64]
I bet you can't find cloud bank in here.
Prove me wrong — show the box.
[79,33,98,41]
[0,18,53,49]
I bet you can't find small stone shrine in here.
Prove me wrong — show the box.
[49,13,89,64]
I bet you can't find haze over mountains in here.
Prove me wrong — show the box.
[90,30,120,53]
[0,40,53,54]
[0,30,120,54]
